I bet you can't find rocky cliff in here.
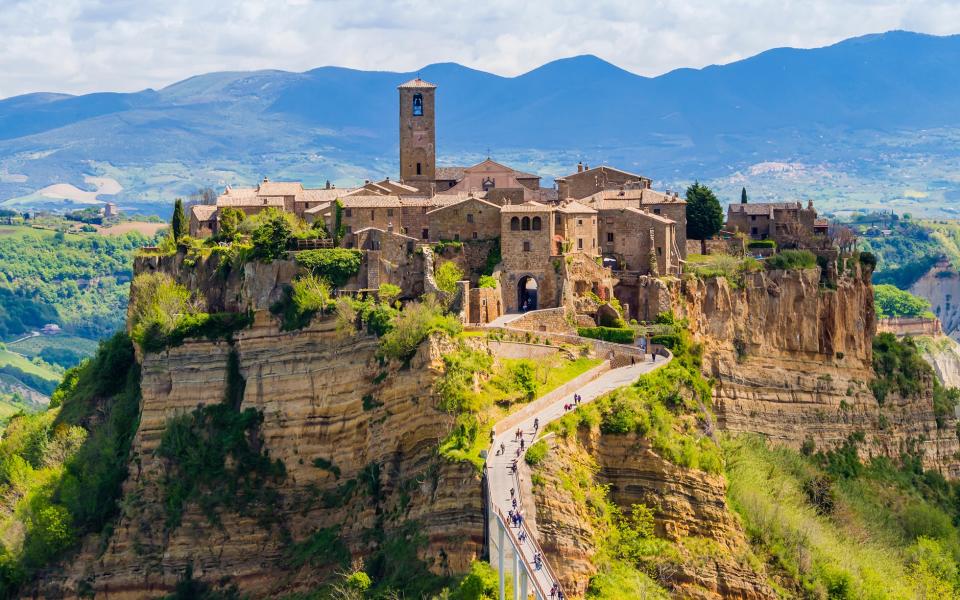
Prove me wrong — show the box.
[37,313,483,598]
[677,265,960,477]
[531,430,775,599]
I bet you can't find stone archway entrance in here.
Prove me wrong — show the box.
[518,276,538,312]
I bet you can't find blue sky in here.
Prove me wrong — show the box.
[0,0,957,97]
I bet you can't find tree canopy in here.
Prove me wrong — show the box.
[685,182,724,241]
[171,199,186,241]
[874,284,935,319]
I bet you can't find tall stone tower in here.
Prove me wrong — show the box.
[398,77,436,192]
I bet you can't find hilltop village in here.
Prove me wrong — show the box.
[188,77,829,321]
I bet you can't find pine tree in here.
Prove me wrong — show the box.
[741,187,748,204]
[171,198,186,241]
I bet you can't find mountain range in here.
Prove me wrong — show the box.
[2,30,960,215]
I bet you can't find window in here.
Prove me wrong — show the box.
[406,241,414,254]
[467,213,474,223]
[454,233,460,241]
[653,208,661,215]
[345,208,352,217]
[521,216,530,230]
[416,162,422,176]
[577,238,583,249]
[412,93,423,116]
[370,210,375,221]
[346,225,352,234]
[592,238,595,248]
[532,216,542,230]
[472,231,478,239]
[523,241,531,252]
[607,232,614,242]
[510,217,520,231]
[422,228,429,240]
[751,227,758,235]
[262,198,268,205]
[387,209,394,217]
[657,247,663,256]
[577,219,583,226]
[750,215,756,221]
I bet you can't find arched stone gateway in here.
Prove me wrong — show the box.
[518,276,538,312]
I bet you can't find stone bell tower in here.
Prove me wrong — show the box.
[398,77,436,192]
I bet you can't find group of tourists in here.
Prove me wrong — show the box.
[563,393,583,412]
[507,508,524,528]
[549,583,565,599]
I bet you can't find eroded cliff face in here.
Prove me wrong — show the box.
[678,266,960,477]
[531,430,775,599]
[39,313,483,598]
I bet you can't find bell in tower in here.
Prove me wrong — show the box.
[397,77,436,192]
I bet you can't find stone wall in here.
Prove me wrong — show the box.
[505,308,575,334]
[877,317,943,337]
[427,197,500,242]
[468,286,503,324]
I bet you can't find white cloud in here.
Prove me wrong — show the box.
[0,0,957,97]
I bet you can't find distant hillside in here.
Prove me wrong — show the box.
[2,30,960,215]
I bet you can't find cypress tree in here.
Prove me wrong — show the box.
[741,187,748,204]
[171,198,186,240]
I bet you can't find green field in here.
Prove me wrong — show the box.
[8,334,99,359]
[0,349,61,381]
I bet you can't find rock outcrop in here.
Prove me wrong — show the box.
[532,430,775,599]
[678,265,960,477]
[38,314,483,598]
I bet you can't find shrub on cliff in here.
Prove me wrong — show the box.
[377,296,461,362]
[870,332,931,403]
[250,209,292,261]
[295,248,362,288]
[435,260,464,294]
[271,274,335,331]
[765,249,817,271]
[577,326,635,344]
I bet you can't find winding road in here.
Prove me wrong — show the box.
[485,338,671,599]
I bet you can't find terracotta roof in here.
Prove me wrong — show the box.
[340,195,403,208]
[557,165,650,182]
[583,188,685,208]
[257,181,303,196]
[557,201,597,214]
[500,200,552,213]
[426,196,501,215]
[298,189,346,203]
[814,218,830,227]
[216,195,285,208]
[353,226,417,241]
[398,77,437,89]
[190,205,217,220]
[728,202,802,216]
[619,206,676,225]
[400,196,448,207]
[303,202,333,215]
[435,166,467,181]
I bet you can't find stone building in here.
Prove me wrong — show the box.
[555,201,599,256]
[398,78,436,193]
[582,188,687,260]
[500,201,557,313]
[189,205,218,238]
[726,200,820,244]
[426,195,501,242]
[556,163,652,200]
[597,207,678,275]
[436,158,541,201]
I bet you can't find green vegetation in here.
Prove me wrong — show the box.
[157,349,286,530]
[250,208,292,261]
[726,435,960,598]
[294,248,362,287]
[525,440,547,465]
[683,253,762,285]
[437,342,601,471]
[747,239,776,249]
[870,333,930,404]
[271,274,334,331]
[477,275,497,289]
[577,326,635,344]
[482,238,502,276]
[128,272,252,352]
[764,249,817,271]
[0,225,158,339]
[171,199,186,241]
[684,182,723,242]
[435,261,465,294]
[0,350,61,395]
[873,284,935,319]
[552,321,721,474]
[376,296,461,362]
[455,560,513,600]
[0,332,141,595]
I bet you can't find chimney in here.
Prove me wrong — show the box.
[385,176,390,181]
[584,164,589,171]
[808,199,814,209]
[577,161,583,173]
[674,192,679,198]
[365,179,370,185]
[262,176,269,183]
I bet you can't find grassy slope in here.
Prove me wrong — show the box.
[0,350,60,381]
[7,335,100,359]
[726,436,960,599]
